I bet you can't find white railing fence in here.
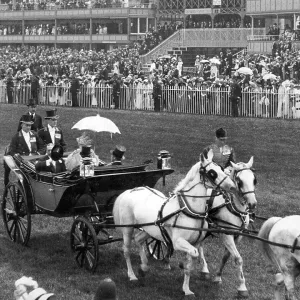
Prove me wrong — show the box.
[0,84,299,120]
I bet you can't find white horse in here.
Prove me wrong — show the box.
[113,149,238,297]
[258,215,300,300]
[198,157,257,298]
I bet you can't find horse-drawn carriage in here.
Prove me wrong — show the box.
[2,152,174,272]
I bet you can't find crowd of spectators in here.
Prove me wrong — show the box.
[0,25,299,118]
[4,0,130,11]
[135,22,182,55]
[185,15,251,29]
[0,21,126,35]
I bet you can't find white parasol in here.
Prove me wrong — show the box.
[210,58,221,65]
[237,67,253,76]
[263,73,277,80]
[200,59,209,63]
[72,114,120,135]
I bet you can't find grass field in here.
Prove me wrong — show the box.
[1,103,300,300]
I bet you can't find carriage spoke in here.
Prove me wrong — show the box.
[16,220,25,243]
[8,220,16,236]
[85,250,95,268]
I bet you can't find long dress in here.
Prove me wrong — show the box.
[135,82,143,109]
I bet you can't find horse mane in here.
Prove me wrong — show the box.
[173,161,200,193]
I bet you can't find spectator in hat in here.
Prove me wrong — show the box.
[229,76,242,117]
[202,127,236,172]
[35,144,66,173]
[14,276,56,300]
[4,115,45,185]
[30,72,40,103]
[6,67,14,104]
[65,132,101,171]
[38,109,67,152]
[17,98,43,132]
[94,278,118,300]
[107,145,126,166]
[70,73,80,107]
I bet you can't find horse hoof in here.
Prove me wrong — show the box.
[212,277,222,284]
[238,290,249,298]
[183,294,196,299]
[179,261,184,269]
[128,279,139,287]
[199,272,211,281]
[138,267,146,278]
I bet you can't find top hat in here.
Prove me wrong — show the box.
[216,128,227,139]
[94,278,117,300]
[20,114,34,124]
[45,110,59,119]
[27,98,36,107]
[110,145,126,160]
[80,146,92,158]
[51,145,64,161]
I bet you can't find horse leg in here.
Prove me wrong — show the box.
[282,269,299,300]
[123,228,138,281]
[135,230,151,275]
[174,237,199,296]
[216,235,248,298]
[273,273,284,300]
[181,253,197,297]
[198,244,211,280]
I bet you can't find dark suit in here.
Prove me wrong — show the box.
[30,75,40,102]
[4,130,45,185]
[70,77,80,107]
[38,126,67,151]
[35,155,66,173]
[17,113,43,132]
[230,81,242,117]
[6,74,14,104]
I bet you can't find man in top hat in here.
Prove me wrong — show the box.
[17,98,43,132]
[202,127,236,172]
[4,115,46,185]
[35,143,66,173]
[107,145,126,166]
[38,109,67,152]
[94,277,118,300]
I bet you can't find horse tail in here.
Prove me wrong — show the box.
[258,216,282,271]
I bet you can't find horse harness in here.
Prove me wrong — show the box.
[153,161,229,257]
[205,167,257,233]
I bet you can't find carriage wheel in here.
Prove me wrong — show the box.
[145,237,170,261]
[70,216,99,272]
[1,182,31,246]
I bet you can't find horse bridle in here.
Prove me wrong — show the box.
[178,162,231,196]
[200,161,229,191]
[233,168,256,198]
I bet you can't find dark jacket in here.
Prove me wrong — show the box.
[35,155,66,173]
[70,77,80,93]
[9,130,45,156]
[17,113,43,132]
[38,126,67,151]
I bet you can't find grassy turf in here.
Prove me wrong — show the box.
[0,103,299,300]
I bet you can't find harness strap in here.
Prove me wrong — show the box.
[177,193,207,219]
[291,234,300,253]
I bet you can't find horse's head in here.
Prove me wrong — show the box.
[199,149,237,193]
[231,156,257,211]
[173,149,237,195]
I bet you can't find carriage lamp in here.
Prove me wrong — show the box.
[157,150,171,170]
[80,157,95,177]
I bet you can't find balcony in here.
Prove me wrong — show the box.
[0,7,155,20]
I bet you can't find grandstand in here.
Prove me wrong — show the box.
[0,0,299,65]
